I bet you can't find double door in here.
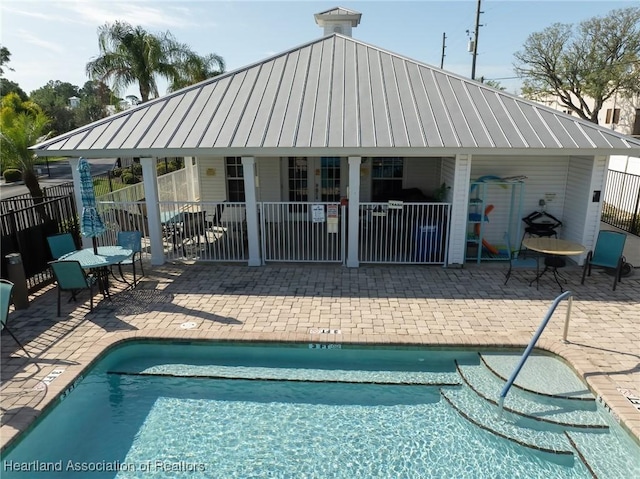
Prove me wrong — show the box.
[287,157,343,202]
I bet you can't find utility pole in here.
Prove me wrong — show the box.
[471,0,483,80]
[440,32,446,69]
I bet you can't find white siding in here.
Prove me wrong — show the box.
[197,157,226,201]
[568,155,607,260]
[470,155,569,245]
[256,157,281,201]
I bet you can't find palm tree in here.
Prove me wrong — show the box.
[0,93,52,200]
[169,52,226,92]
[85,21,191,103]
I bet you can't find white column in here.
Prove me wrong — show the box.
[69,157,91,249]
[346,156,361,268]
[141,157,165,265]
[241,156,261,266]
[447,154,473,266]
[185,156,195,200]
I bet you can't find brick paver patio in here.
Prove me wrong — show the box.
[1,261,639,452]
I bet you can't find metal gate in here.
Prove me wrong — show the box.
[260,202,345,263]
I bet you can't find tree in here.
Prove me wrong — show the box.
[480,78,506,91]
[0,45,13,75]
[514,7,640,123]
[0,92,52,200]
[0,78,28,101]
[30,80,80,134]
[74,80,113,125]
[86,21,205,102]
[168,52,225,92]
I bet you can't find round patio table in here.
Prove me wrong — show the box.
[522,238,586,291]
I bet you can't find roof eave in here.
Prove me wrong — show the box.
[32,146,640,159]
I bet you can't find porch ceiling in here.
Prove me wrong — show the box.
[31,34,640,158]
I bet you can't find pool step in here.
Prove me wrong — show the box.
[456,362,608,430]
[108,364,461,386]
[440,387,574,456]
[479,353,593,400]
[566,429,640,478]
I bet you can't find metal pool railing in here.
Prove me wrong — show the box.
[498,291,574,413]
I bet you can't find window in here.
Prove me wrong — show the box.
[226,157,245,202]
[605,108,620,124]
[371,157,404,201]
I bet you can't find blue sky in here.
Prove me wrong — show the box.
[0,0,635,99]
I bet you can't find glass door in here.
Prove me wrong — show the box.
[317,157,341,202]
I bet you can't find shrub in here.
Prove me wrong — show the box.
[112,168,123,177]
[130,163,142,176]
[3,169,22,183]
[156,163,168,176]
[121,171,140,184]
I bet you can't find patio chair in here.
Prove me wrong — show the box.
[180,211,210,256]
[47,233,77,259]
[581,231,627,291]
[116,231,144,287]
[49,260,98,316]
[1,279,31,356]
[503,232,540,289]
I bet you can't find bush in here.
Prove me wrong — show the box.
[121,171,140,184]
[112,168,123,177]
[130,163,142,176]
[3,169,22,183]
[156,163,168,176]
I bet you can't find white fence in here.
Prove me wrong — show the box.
[359,202,451,264]
[95,199,451,265]
[97,166,198,204]
[260,202,345,263]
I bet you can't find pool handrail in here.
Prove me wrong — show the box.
[498,291,573,413]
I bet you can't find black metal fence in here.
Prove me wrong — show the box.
[1,195,79,293]
[602,170,640,236]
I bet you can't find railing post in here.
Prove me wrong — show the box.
[498,291,573,413]
[562,295,573,342]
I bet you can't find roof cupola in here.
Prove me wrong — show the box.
[314,7,361,37]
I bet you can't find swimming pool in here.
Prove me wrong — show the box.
[2,341,639,478]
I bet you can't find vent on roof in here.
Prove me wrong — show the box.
[314,7,362,37]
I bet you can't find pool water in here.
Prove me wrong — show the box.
[2,342,639,478]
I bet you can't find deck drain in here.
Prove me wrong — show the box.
[309,328,342,334]
[180,322,197,329]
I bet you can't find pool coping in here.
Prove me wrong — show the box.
[2,329,638,454]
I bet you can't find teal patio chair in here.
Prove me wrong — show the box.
[503,232,540,289]
[47,233,77,259]
[116,231,144,287]
[49,260,98,316]
[581,231,627,291]
[1,279,31,356]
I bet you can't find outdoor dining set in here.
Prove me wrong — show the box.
[46,231,143,316]
[504,215,629,292]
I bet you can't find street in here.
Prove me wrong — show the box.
[0,158,117,199]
